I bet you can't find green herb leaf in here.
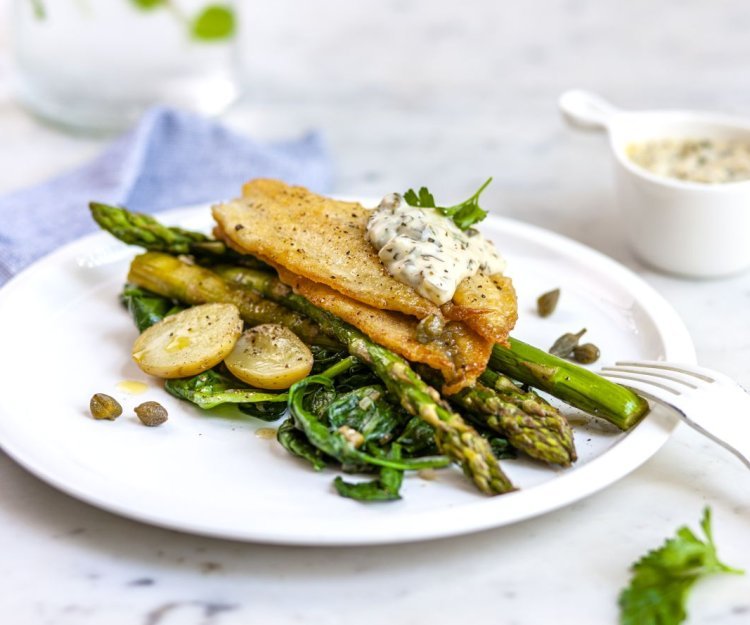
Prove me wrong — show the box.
[276,418,329,471]
[130,0,166,10]
[165,369,287,410]
[619,507,743,625]
[488,436,517,460]
[403,177,492,230]
[120,284,179,332]
[309,345,348,374]
[191,5,236,41]
[395,416,438,456]
[333,444,404,501]
[29,0,46,19]
[238,400,287,422]
[403,187,436,209]
[326,385,409,446]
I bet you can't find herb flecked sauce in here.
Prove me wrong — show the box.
[627,138,750,184]
[366,193,505,305]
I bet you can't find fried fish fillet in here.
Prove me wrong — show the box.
[212,179,439,319]
[273,265,493,394]
[214,224,492,391]
[441,273,518,346]
[213,178,517,346]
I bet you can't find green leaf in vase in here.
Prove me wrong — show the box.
[130,0,166,10]
[191,5,236,41]
[29,0,46,19]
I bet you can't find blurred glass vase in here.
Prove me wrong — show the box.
[11,0,241,133]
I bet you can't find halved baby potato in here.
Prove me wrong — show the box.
[132,303,243,378]
[224,324,313,390]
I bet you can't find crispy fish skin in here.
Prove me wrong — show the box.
[441,273,518,347]
[213,179,439,319]
[273,266,493,395]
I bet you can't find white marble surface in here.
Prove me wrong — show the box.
[1,1,750,623]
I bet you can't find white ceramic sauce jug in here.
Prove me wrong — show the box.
[559,89,750,278]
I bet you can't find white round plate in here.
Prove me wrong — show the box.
[0,206,694,546]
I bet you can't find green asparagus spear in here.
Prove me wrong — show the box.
[96,206,647,431]
[396,407,516,460]
[215,264,516,494]
[217,263,647,431]
[490,339,650,430]
[456,382,575,466]
[90,202,269,269]
[478,368,577,463]
[128,252,338,348]
[418,366,575,466]
[133,255,515,494]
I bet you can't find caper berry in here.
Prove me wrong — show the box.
[573,343,600,364]
[537,288,560,318]
[134,401,168,427]
[415,314,445,344]
[549,328,586,358]
[89,393,122,420]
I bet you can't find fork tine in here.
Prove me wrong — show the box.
[608,362,750,471]
[614,360,716,383]
[600,371,682,396]
[601,366,699,389]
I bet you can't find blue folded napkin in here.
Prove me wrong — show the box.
[0,107,332,285]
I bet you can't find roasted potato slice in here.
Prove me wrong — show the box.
[224,324,313,390]
[132,303,242,378]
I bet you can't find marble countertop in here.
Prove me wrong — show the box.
[1,1,749,623]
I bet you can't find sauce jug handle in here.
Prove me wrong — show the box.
[558,90,620,131]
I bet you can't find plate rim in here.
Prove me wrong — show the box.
[0,205,695,546]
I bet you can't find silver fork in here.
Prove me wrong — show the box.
[600,360,750,469]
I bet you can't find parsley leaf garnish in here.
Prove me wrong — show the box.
[403,177,493,230]
[619,507,743,625]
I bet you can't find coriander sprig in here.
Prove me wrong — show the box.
[619,507,743,625]
[403,177,493,230]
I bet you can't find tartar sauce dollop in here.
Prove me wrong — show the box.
[366,193,505,306]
